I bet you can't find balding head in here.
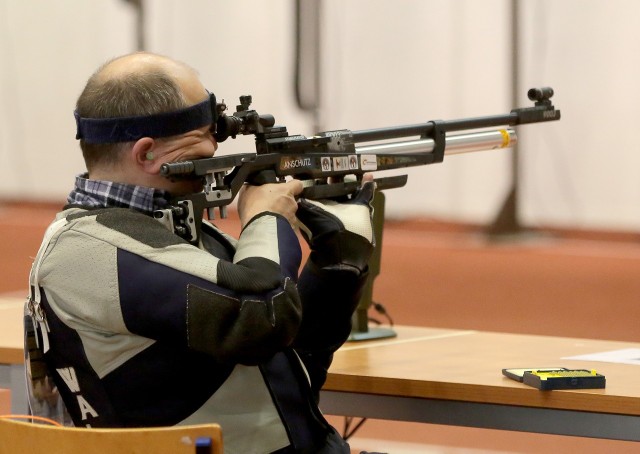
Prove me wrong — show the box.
[96,53,206,103]
[76,52,208,171]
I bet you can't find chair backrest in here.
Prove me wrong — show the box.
[0,417,223,454]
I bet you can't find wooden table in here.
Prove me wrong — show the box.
[0,388,10,414]
[3,296,640,440]
[321,325,640,441]
[0,296,27,413]
[0,296,24,365]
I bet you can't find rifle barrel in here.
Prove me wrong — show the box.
[350,113,518,143]
[355,129,517,156]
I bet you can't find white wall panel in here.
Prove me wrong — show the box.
[0,0,135,201]
[321,0,512,222]
[0,0,639,231]
[518,0,640,230]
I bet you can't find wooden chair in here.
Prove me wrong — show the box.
[0,390,10,414]
[0,416,223,454]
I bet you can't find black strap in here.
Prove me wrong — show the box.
[75,93,216,144]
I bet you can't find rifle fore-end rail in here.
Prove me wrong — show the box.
[157,88,560,243]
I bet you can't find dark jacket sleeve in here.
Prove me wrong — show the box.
[293,252,369,396]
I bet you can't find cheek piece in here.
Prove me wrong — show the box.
[74,92,218,144]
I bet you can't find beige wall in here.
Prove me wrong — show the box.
[1,0,639,231]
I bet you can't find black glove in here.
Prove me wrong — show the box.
[296,181,376,275]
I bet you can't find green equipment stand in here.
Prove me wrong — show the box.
[348,190,397,341]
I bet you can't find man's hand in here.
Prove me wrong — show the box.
[237,179,304,228]
[296,180,376,275]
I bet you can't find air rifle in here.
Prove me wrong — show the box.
[156,87,560,244]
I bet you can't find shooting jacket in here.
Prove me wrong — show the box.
[30,205,364,453]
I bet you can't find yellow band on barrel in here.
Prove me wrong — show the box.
[499,129,511,148]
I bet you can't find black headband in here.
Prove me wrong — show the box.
[75,92,217,144]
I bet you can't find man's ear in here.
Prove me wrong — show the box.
[131,137,161,174]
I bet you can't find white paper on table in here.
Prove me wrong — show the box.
[562,348,640,365]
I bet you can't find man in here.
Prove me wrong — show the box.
[26,52,376,454]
